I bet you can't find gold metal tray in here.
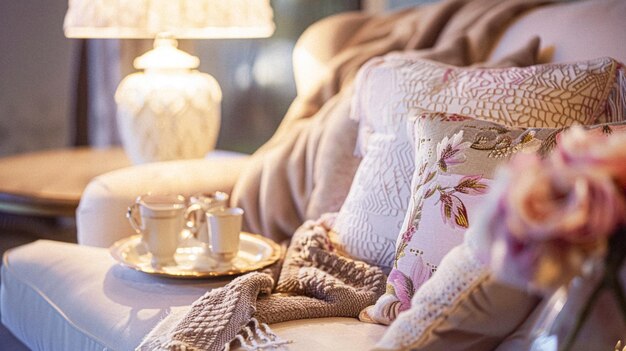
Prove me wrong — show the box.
[109,232,281,279]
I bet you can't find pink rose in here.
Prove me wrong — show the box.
[505,154,623,243]
[473,127,626,292]
[553,125,626,187]
[485,151,625,291]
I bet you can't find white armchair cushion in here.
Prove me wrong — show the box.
[77,150,249,248]
[0,240,386,350]
[1,240,219,351]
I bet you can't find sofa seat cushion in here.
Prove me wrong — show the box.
[0,240,385,350]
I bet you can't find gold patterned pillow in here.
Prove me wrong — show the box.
[354,55,624,140]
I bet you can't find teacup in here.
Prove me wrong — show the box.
[205,207,244,261]
[188,191,229,242]
[126,194,197,266]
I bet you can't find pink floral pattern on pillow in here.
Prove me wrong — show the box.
[385,129,489,314]
[362,113,626,325]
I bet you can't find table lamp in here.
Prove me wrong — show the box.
[64,0,275,164]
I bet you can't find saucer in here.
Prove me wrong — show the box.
[109,232,281,278]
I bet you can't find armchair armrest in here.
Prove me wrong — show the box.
[76,150,250,248]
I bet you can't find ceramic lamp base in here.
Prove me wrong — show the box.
[115,68,221,164]
[114,36,222,165]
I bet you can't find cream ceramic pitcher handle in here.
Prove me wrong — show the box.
[183,203,204,237]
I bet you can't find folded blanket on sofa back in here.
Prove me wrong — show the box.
[231,0,551,243]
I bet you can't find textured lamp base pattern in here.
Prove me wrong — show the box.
[116,70,221,164]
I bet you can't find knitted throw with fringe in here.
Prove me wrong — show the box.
[137,214,386,351]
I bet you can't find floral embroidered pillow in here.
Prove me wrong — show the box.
[361,112,626,325]
[330,56,625,271]
[372,120,626,351]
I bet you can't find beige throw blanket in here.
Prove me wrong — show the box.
[231,0,551,243]
[138,214,386,351]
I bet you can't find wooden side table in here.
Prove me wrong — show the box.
[0,147,131,217]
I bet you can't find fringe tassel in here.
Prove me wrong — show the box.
[225,318,293,351]
[166,340,196,351]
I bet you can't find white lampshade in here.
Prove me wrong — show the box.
[64,0,275,39]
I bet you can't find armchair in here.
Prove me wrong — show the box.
[3,1,626,350]
[76,151,249,247]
